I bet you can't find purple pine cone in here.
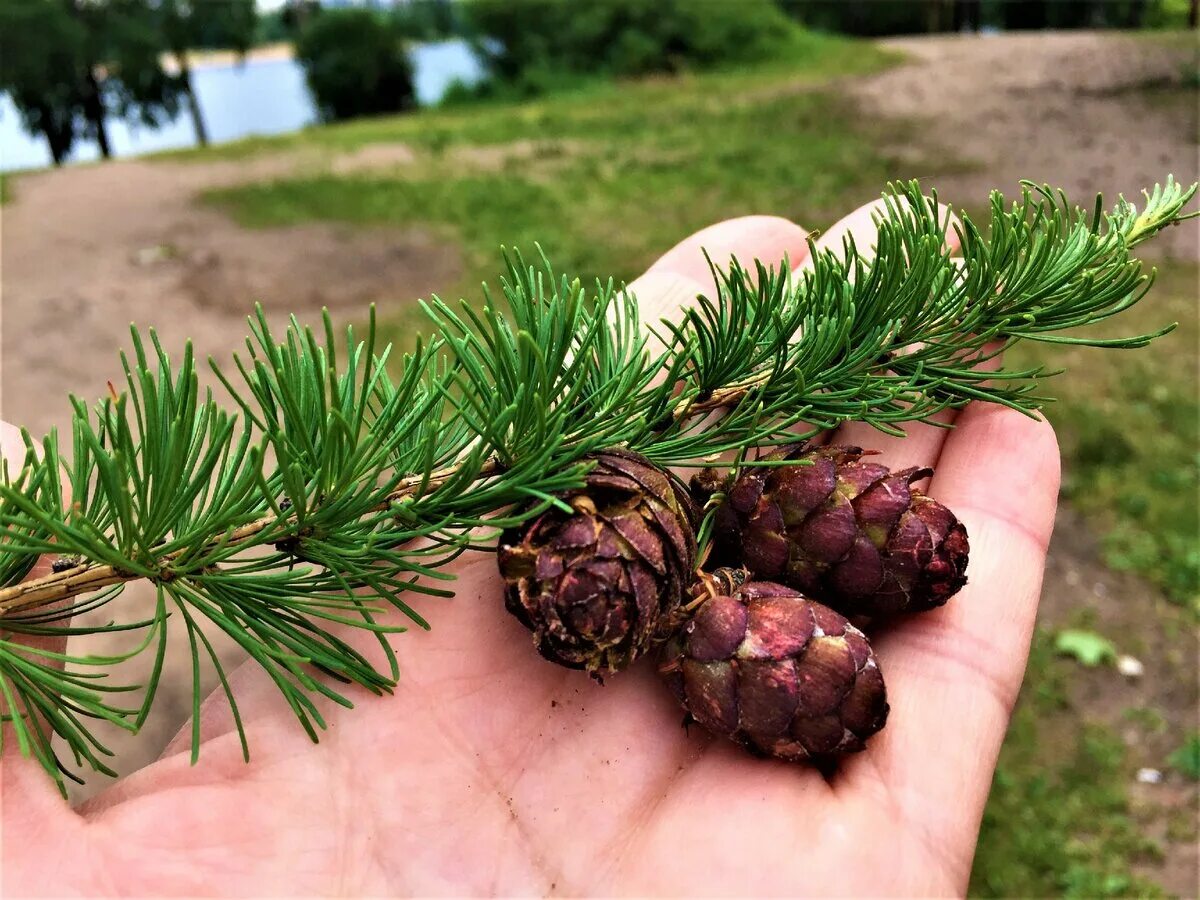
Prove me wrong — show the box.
[660,571,889,762]
[708,444,969,618]
[498,448,698,674]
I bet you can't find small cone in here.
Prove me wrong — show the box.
[498,448,698,674]
[708,444,969,618]
[659,571,889,762]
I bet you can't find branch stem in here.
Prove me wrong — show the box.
[2,376,764,617]
[0,371,768,617]
[0,458,500,618]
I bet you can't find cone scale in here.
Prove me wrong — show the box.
[708,444,970,618]
[659,570,890,761]
[498,448,698,675]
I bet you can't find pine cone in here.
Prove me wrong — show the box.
[498,448,698,674]
[708,444,969,618]
[659,570,888,761]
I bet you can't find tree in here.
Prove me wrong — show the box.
[64,0,118,158]
[103,0,185,132]
[294,9,415,122]
[391,0,460,41]
[467,0,795,84]
[781,0,936,36]
[0,0,182,165]
[157,0,257,146]
[0,0,88,165]
[953,0,982,31]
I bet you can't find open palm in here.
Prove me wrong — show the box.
[2,206,1059,897]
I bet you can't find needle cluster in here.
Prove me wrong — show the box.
[0,177,1193,791]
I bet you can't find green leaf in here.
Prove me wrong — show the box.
[1167,733,1200,781]
[1054,629,1118,668]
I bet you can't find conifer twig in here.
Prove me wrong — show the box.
[0,177,1194,792]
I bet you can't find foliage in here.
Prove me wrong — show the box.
[158,0,256,53]
[1010,263,1199,606]
[101,0,186,129]
[782,0,940,36]
[0,0,89,164]
[464,0,796,90]
[1054,629,1118,667]
[295,8,416,123]
[156,0,257,144]
[1,177,1195,794]
[1167,733,1200,780]
[254,8,291,45]
[783,0,1192,34]
[0,0,187,163]
[970,631,1167,898]
[390,0,461,41]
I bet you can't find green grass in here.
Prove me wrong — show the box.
[202,36,919,310]
[1010,263,1200,608]
[0,173,10,205]
[970,631,1167,898]
[164,30,902,165]
[190,35,1195,894]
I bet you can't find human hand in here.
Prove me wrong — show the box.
[1,205,1059,896]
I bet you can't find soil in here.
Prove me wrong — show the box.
[849,31,1199,261]
[1,30,1196,891]
[1041,508,1199,895]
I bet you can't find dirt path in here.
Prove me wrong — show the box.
[848,31,1198,259]
[0,34,1196,883]
[3,31,1194,435]
[0,151,459,438]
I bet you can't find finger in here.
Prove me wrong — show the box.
[853,404,1059,884]
[0,422,79,844]
[103,215,818,769]
[0,423,64,648]
[648,214,811,289]
[798,195,962,271]
[822,198,964,474]
[629,214,818,446]
[627,214,811,347]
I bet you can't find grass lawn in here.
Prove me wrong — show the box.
[194,32,1196,896]
[1014,263,1199,608]
[199,31,918,299]
[970,628,1172,898]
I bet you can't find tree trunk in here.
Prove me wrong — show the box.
[82,66,111,159]
[1190,0,1197,28]
[65,0,111,158]
[1004,0,1048,30]
[179,58,209,146]
[1125,0,1146,28]
[953,0,981,31]
[34,101,72,165]
[42,125,68,166]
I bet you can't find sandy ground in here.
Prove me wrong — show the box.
[1,30,1197,890]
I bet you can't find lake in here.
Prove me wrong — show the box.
[0,39,485,172]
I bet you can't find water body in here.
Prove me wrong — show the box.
[0,39,485,172]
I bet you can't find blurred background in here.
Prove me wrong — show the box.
[1,1,1197,895]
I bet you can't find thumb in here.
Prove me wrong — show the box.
[0,420,82,830]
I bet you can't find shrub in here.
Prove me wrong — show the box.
[465,0,796,84]
[295,8,415,122]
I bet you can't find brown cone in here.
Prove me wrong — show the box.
[659,570,889,762]
[707,444,969,618]
[498,448,698,674]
